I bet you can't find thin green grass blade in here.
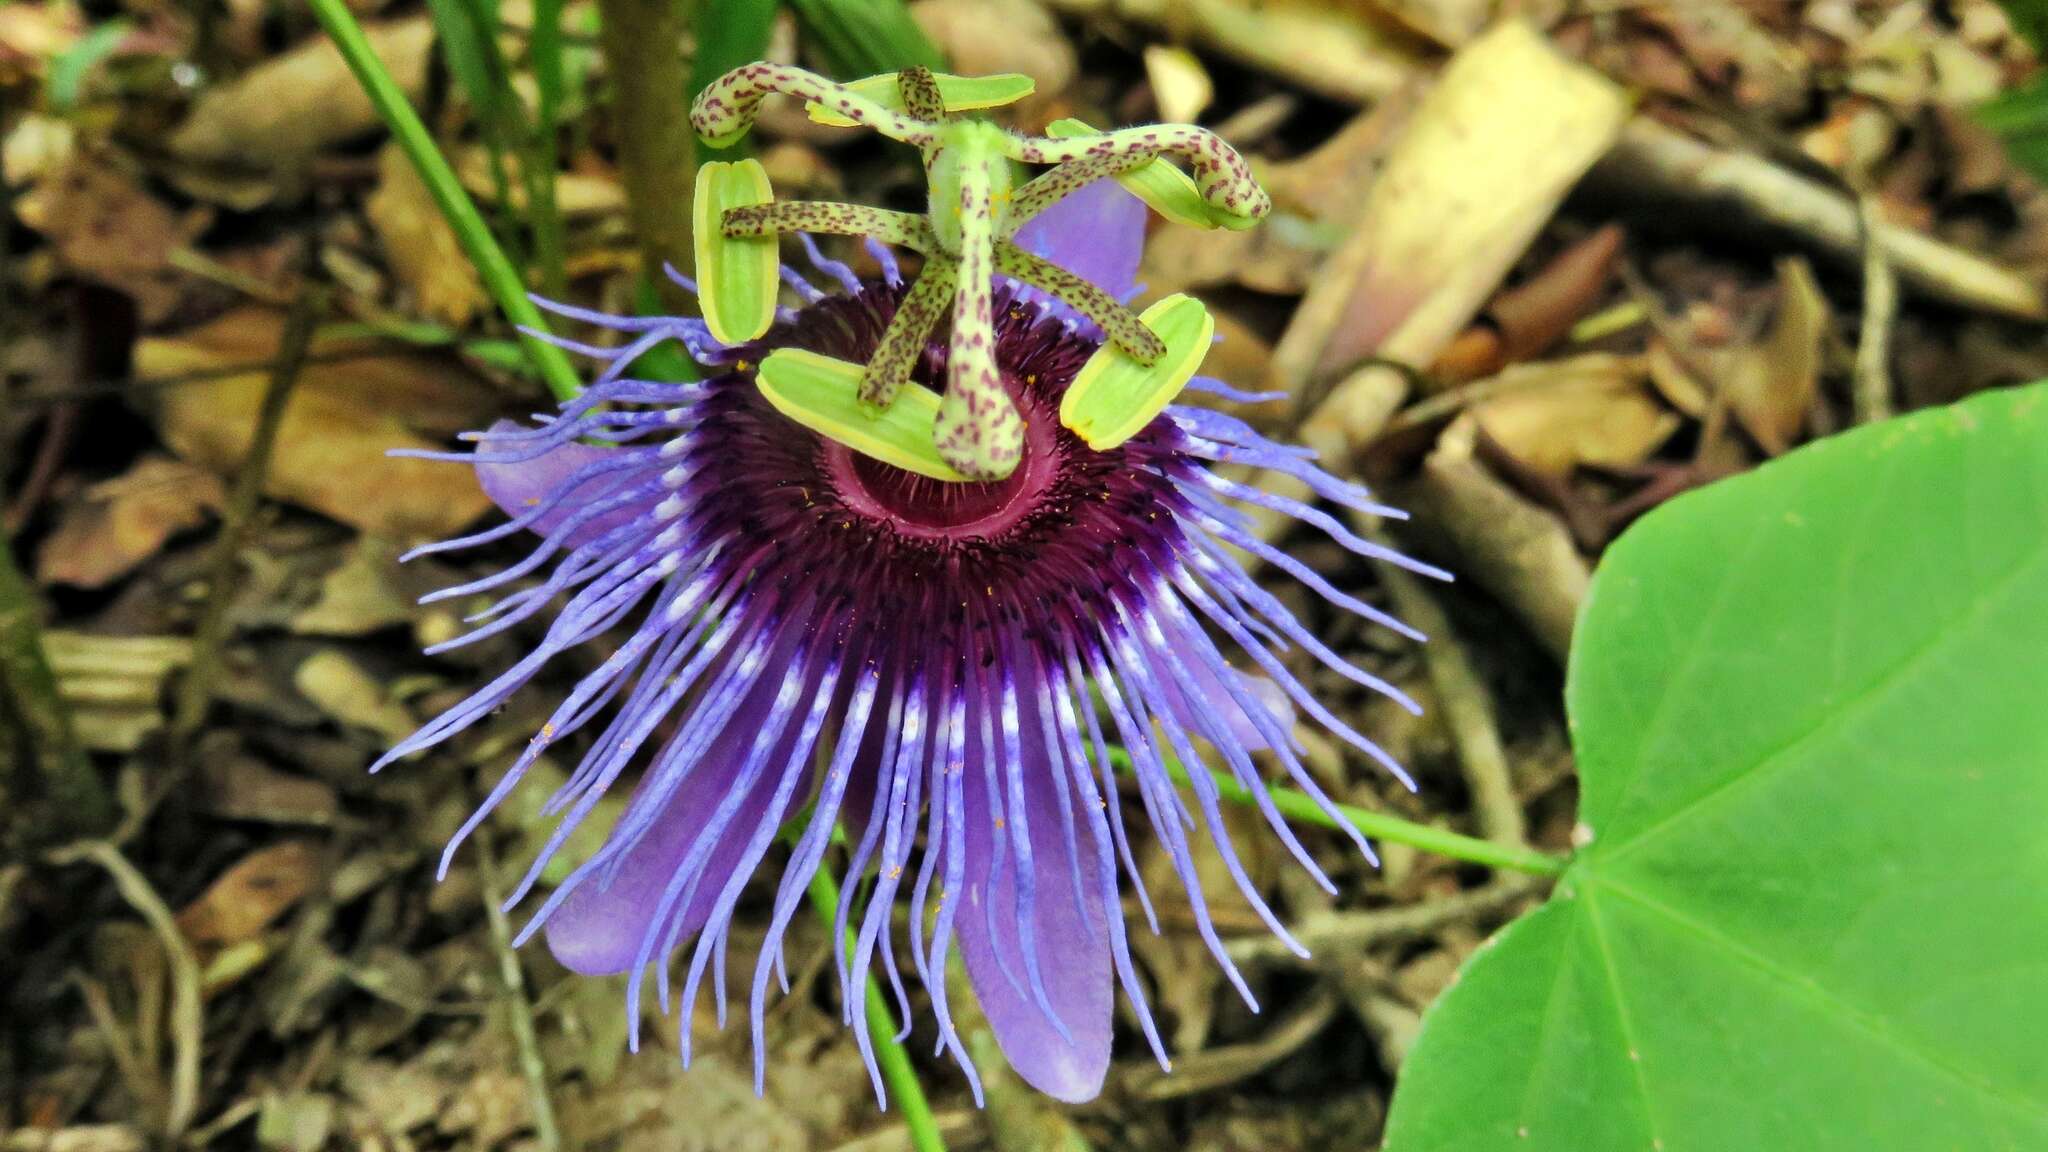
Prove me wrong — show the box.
[310,0,586,402]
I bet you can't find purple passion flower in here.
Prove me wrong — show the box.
[385,160,1440,1109]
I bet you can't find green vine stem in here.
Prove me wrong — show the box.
[594,0,697,305]
[1108,747,1570,878]
[308,0,586,403]
[805,859,949,1152]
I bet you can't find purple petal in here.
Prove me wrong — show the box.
[1160,650,1295,753]
[1011,178,1148,300]
[474,421,650,548]
[543,672,809,976]
[958,672,1112,1103]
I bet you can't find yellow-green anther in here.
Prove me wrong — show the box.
[932,124,1021,480]
[756,349,970,483]
[693,159,779,345]
[1044,118,1259,231]
[993,242,1163,364]
[863,258,957,409]
[806,72,1035,128]
[1060,294,1214,450]
[693,63,936,150]
[1005,122,1270,225]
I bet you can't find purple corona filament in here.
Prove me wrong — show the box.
[386,183,1444,1105]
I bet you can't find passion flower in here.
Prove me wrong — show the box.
[387,71,1441,1106]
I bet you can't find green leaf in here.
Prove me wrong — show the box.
[1991,0,2048,51]
[807,72,1035,127]
[785,0,944,79]
[1060,294,1213,450]
[755,349,969,483]
[1045,118,1256,232]
[692,158,779,345]
[1977,74,2048,184]
[1385,384,2048,1150]
[45,19,129,112]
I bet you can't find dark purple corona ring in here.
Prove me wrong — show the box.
[384,186,1444,1105]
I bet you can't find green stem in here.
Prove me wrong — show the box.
[528,0,568,297]
[0,524,109,838]
[594,0,697,308]
[309,0,585,403]
[1108,747,1570,878]
[804,860,947,1152]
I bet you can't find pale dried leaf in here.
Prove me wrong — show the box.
[367,144,486,327]
[141,307,497,538]
[168,18,433,167]
[1726,257,1829,456]
[294,649,417,744]
[911,0,1074,98]
[1470,354,1680,481]
[290,537,417,637]
[36,456,224,588]
[1144,44,1213,125]
[13,156,202,322]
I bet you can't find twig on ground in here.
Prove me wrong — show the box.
[1368,538,1529,848]
[1589,118,2046,321]
[1853,194,1899,424]
[1399,421,1589,664]
[1226,874,1548,968]
[169,286,324,753]
[46,841,202,1140]
[474,834,564,1152]
[1119,986,1341,1101]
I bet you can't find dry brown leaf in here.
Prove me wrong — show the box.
[140,307,497,539]
[367,144,487,328]
[1284,21,1628,465]
[290,537,417,637]
[1141,217,1323,297]
[1726,257,1829,456]
[1468,354,1680,482]
[37,456,225,589]
[13,155,205,322]
[44,631,195,753]
[168,18,433,168]
[175,841,322,946]
[294,649,417,744]
[911,0,1074,98]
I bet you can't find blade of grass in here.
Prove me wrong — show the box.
[309,0,585,403]
[424,0,527,267]
[786,0,943,78]
[1106,746,1569,877]
[805,857,948,1152]
[689,0,778,162]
